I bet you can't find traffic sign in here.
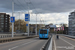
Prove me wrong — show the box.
[25,14,30,21]
[10,17,15,23]
[26,24,28,26]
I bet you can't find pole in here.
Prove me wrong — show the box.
[27,2,30,36]
[19,12,20,33]
[28,22,29,36]
[36,14,37,35]
[12,0,14,38]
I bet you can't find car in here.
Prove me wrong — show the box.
[14,32,16,34]
[22,33,28,36]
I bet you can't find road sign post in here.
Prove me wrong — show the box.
[11,0,14,38]
[10,17,15,38]
[25,14,30,36]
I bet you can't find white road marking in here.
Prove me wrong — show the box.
[8,40,37,50]
[54,36,56,50]
[57,46,74,49]
[60,37,75,47]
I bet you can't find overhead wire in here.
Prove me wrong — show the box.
[13,0,26,12]
[24,0,41,24]
[16,0,26,10]
[14,0,42,23]
[28,0,45,25]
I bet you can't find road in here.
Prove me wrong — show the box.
[0,37,48,50]
[54,35,75,50]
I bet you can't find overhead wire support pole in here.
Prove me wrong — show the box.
[12,0,14,38]
[27,2,30,36]
[19,12,20,33]
[36,14,37,35]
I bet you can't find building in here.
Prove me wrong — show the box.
[68,11,75,35]
[63,27,68,34]
[29,24,44,34]
[0,13,10,32]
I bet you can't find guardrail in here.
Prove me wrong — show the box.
[0,34,23,38]
[0,35,38,43]
[0,33,36,38]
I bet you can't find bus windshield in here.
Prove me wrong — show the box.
[40,30,47,34]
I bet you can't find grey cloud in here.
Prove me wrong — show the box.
[0,0,75,13]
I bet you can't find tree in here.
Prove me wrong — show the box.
[60,23,68,27]
[14,19,27,33]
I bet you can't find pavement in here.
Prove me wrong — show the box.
[53,35,75,50]
[0,37,48,50]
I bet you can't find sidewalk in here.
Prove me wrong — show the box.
[53,35,75,50]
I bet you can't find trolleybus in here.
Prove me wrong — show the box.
[39,29,49,39]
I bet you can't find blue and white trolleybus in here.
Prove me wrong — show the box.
[39,29,49,39]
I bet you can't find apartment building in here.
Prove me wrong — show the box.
[68,11,75,35]
[0,13,10,32]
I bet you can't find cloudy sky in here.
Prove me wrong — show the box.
[0,0,75,25]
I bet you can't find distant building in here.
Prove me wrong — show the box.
[63,27,68,34]
[0,13,10,32]
[29,24,44,34]
[68,11,75,35]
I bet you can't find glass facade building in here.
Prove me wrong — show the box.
[68,11,75,35]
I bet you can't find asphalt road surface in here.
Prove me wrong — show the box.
[54,35,75,50]
[0,37,48,50]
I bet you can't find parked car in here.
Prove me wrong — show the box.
[22,33,28,36]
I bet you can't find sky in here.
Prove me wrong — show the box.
[0,0,75,25]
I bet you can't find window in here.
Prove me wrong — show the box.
[0,20,4,22]
[6,16,8,17]
[1,18,4,19]
[5,20,7,22]
[5,26,7,27]
[40,30,47,34]
[1,25,3,28]
[6,18,8,19]
[5,23,7,25]
[1,15,4,17]
[1,23,4,24]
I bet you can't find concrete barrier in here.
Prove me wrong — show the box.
[0,35,39,43]
[41,34,52,50]
[48,35,53,50]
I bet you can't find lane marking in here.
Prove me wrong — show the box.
[9,40,37,50]
[57,46,74,49]
[60,37,75,47]
[61,36,75,41]
[54,36,56,50]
